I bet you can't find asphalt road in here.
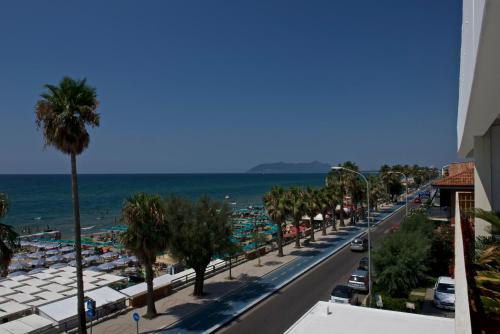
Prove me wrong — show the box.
[217,204,410,334]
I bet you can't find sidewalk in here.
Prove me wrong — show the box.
[93,204,396,334]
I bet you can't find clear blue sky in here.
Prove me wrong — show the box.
[0,0,462,173]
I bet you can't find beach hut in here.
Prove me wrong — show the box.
[28,268,45,275]
[101,252,118,260]
[0,314,56,334]
[68,259,88,267]
[13,253,30,261]
[81,249,95,256]
[84,255,101,264]
[8,271,27,278]
[8,262,27,272]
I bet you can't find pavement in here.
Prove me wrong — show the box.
[92,190,420,334]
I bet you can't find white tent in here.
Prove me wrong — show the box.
[0,314,55,334]
[38,287,126,332]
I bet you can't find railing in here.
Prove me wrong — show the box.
[454,192,472,334]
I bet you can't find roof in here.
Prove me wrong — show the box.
[0,314,54,334]
[285,301,454,334]
[432,168,474,188]
[37,286,126,323]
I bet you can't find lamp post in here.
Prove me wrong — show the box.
[331,166,371,306]
[389,171,408,217]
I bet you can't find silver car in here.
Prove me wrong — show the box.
[350,238,368,251]
[434,276,455,310]
[347,269,369,292]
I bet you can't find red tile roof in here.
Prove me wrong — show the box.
[433,168,474,187]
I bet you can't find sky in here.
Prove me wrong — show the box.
[0,0,462,173]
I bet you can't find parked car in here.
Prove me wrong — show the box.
[358,257,369,271]
[347,269,369,292]
[350,238,368,251]
[434,276,455,310]
[413,197,422,204]
[330,285,354,304]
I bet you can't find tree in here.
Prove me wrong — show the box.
[0,194,18,277]
[224,242,242,280]
[35,77,100,333]
[286,187,306,248]
[473,209,500,232]
[326,168,347,227]
[120,193,168,319]
[263,186,288,257]
[166,196,233,296]
[318,187,336,235]
[252,221,267,267]
[341,161,361,225]
[303,188,321,242]
[372,231,431,296]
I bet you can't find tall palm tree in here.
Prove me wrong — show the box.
[35,77,100,333]
[327,167,348,227]
[318,187,338,235]
[286,187,305,248]
[0,194,18,277]
[263,186,288,257]
[120,193,168,319]
[303,188,320,242]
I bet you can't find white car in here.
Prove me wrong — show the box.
[434,276,455,310]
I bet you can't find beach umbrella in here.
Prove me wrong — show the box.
[112,258,130,267]
[13,253,30,261]
[46,255,65,264]
[60,246,74,253]
[101,252,118,260]
[86,266,101,272]
[81,249,95,256]
[8,262,27,272]
[30,258,46,267]
[97,262,115,272]
[8,271,27,277]
[50,263,68,269]
[45,249,61,256]
[28,268,45,274]
[28,252,45,259]
[69,259,87,267]
[85,255,101,263]
[63,252,76,260]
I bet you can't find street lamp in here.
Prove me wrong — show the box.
[331,166,372,306]
[388,171,408,217]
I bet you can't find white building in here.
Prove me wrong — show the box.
[457,0,500,236]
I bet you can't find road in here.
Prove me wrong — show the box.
[216,203,411,334]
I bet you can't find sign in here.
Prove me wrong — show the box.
[133,312,140,322]
[86,309,95,318]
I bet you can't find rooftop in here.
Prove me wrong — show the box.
[285,301,454,334]
[433,162,474,188]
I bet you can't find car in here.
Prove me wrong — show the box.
[413,197,422,204]
[350,238,368,251]
[434,276,455,310]
[358,257,369,271]
[330,285,354,304]
[347,269,369,292]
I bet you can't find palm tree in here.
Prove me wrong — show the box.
[327,167,348,227]
[0,194,18,277]
[303,188,320,242]
[35,77,100,333]
[286,187,305,248]
[263,186,288,257]
[120,193,168,319]
[473,209,500,231]
[319,187,338,235]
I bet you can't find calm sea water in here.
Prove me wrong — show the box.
[0,174,326,238]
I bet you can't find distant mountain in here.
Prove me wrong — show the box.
[246,161,331,174]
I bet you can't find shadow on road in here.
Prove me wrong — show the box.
[289,249,321,257]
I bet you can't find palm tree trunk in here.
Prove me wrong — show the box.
[193,268,205,296]
[228,257,233,279]
[144,260,157,318]
[276,221,284,257]
[309,218,315,242]
[321,214,327,236]
[339,203,345,227]
[331,210,337,231]
[294,220,301,248]
[70,153,86,334]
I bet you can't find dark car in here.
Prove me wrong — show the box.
[358,257,369,271]
[330,285,354,304]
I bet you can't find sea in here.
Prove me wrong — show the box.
[0,174,327,238]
